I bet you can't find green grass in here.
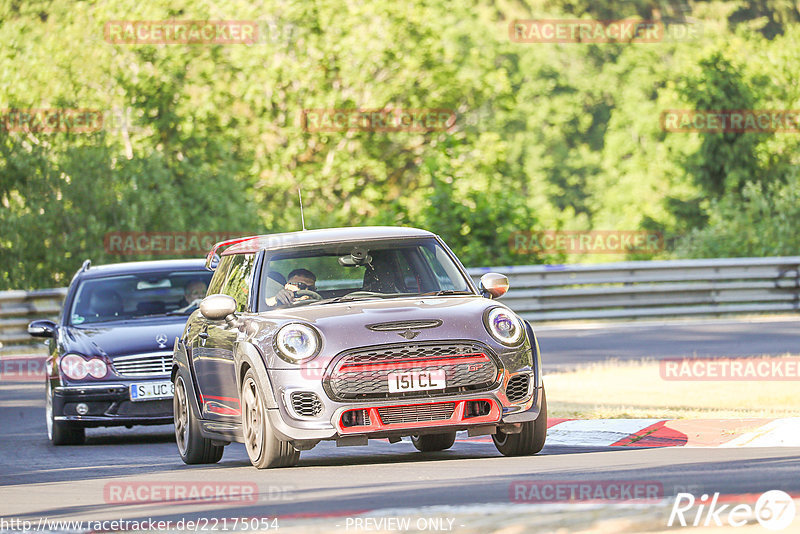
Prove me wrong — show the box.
[546,356,800,419]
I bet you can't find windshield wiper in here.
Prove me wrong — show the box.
[418,290,474,296]
[302,290,472,307]
[166,309,195,315]
[307,292,407,306]
[316,295,388,305]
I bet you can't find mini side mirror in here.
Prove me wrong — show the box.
[199,294,237,321]
[479,273,509,299]
[28,319,56,338]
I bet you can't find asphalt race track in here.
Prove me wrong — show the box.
[536,316,800,371]
[1,318,799,532]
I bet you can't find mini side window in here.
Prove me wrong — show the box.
[207,256,233,296]
[222,254,257,312]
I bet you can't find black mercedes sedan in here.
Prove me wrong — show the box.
[28,259,212,445]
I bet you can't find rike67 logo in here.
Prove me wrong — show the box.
[669,490,796,530]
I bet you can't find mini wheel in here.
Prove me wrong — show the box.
[241,369,299,469]
[174,374,223,464]
[493,386,547,456]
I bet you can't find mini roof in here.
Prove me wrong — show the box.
[218,226,436,256]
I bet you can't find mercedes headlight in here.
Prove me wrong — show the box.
[275,323,320,363]
[60,354,107,380]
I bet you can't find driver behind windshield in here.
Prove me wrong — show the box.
[173,279,208,313]
[181,280,208,307]
[266,268,317,307]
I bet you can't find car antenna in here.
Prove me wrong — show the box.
[298,189,307,231]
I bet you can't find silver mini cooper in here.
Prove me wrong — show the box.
[172,226,546,468]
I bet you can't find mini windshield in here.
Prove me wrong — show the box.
[69,271,213,325]
[260,238,473,310]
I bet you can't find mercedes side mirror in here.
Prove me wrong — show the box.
[28,319,56,338]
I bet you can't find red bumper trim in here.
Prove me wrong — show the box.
[337,398,501,434]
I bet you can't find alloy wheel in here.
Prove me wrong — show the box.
[242,377,264,460]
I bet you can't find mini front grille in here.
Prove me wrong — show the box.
[112,352,171,377]
[290,392,323,417]
[366,320,442,331]
[377,402,456,425]
[326,342,501,401]
[506,374,531,403]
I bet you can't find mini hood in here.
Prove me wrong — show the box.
[259,295,510,357]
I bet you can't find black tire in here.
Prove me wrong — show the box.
[493,386,547,456]
[411,432,457,452]
[174,374,223,464]
[47,381,85,446]
[241,369,299,469]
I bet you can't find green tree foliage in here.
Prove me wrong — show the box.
[1,0,799,288]
[676,173,800,257]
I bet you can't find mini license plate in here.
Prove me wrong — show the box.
[130,381,174,402]
[387,370,446,393]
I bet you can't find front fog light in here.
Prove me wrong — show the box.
[76,403,89,415]
[275,323,320,363]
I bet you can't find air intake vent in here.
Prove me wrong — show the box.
[506,374,531,403]
[341,409,371,427]
[377,402,456,425]
[290,392,323,417]
[366,320,442,331]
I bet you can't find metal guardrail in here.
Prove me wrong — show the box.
[0,288,66,354]
[1,257,798,354]
[468,256,800,321]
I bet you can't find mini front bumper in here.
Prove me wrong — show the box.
[263,368,541,442]
[52,381,173,427]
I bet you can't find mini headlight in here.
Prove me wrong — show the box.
[275,323,320,363]
[60,354,88,380]
[484,307,524,346]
